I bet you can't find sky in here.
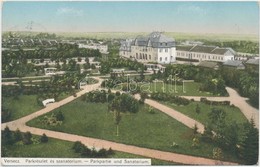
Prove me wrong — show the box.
[2,1,259,34]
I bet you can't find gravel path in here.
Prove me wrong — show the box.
[181,87,259,128]
[1,77,241,165]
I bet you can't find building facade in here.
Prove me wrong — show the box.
[119,32,176,64]
[176,45,235,63]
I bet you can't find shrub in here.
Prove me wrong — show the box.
[13,129,22,142]
[40,133,48,143]
[55,110,64,121]
[22,131,32,145]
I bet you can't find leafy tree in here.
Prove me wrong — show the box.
[55,110,64,121]
[240,119,259,165]
[40,133,48,143]
[193,123,198,135]
[114,109,121,136]
[22,131,32,145]
[2,127,14,145]
[13,129,22,142]
[1,105,11,123]
[72,141,86,153]
[195,104,200,114]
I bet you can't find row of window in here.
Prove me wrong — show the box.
[159,56,174,62]
[159,48,168,53]
[135,53,152,60]
[177,52,224,60]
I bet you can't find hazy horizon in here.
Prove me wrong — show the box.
[3,1,259,35]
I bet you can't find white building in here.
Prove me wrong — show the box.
[119,32,176,64]
[176,45,235,62]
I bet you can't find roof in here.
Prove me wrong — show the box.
[176,45,235,56]
[176,45,194,51]
[119,39,133,51]
[191,45,216,53]
[133,32,175,48]
[246,59,259,65]
[223,60,244,67]
[198,61,219,68]
[211,48,229,55]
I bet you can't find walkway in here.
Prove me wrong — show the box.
[181,87,259,128]
[1,77,240,165]
[134,94,205,133]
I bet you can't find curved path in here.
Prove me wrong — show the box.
[1,77,238,165]
[134,94,205,133]
[182,87,259,128]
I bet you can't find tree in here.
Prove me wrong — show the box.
[22,131,32,145]
[2,126,14,145]
[55,110,64,121]
[195,104,200,114]
[139,92,147,104]
[114,109,121,136]
[72,141,86,153]
[13,129,22,142]
[240,119,259,165]
[193,123,198,135]
[40,133,48,143]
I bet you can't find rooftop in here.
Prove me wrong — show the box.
[223,60,244,67]
[198,61,219,69]
[246,59,259,65]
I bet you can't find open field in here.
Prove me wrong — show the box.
[3,31,258,42]
[27,99,240,162]
[55,32,259,42]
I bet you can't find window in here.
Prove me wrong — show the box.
[136,55,138,59]
[149,55,151,59]
[160,57,162,61]
[159,49,162,52]
[160,43,162,46]
[165,48,168,52]
[145,54,147,60]
[165,57,167,61]
[166,43,168,46]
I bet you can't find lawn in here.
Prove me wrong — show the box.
[27,99,239,162]
[3,136,177,165]
[115,81,222,96]
[162,101,248,126]
[2,95,43,121]
[2,92,75,122]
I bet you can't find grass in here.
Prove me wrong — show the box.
[3,136,178,165]
[162,101,248,126]
[2,92,75,122]
[27,99,239,162]
[115,82,222,96]
[2,95,43,121]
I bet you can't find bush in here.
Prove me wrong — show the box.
[13,129,22,142]
[23,132,32,145]
[40,133,48,143]
[55,110,64,121]
[72,141,114,158]
[150,92,190,106]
